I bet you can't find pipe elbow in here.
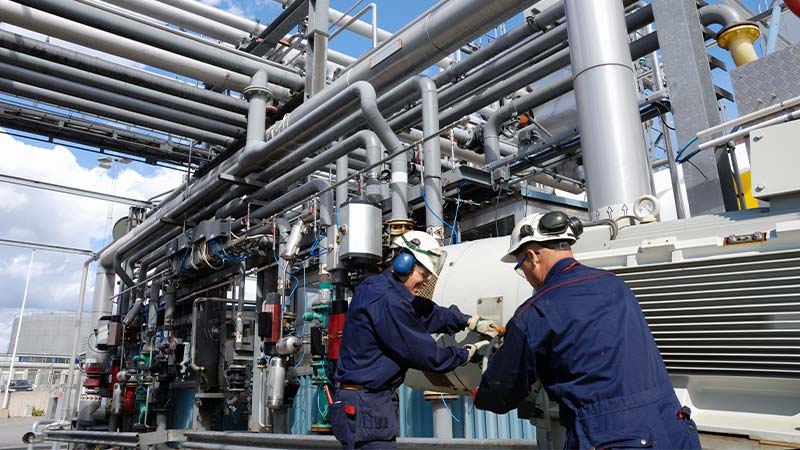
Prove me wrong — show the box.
[697,4,760,67]
[698,4,747,27]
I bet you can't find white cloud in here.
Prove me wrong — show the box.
[0,131,183,350]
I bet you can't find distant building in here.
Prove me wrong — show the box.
[2,312,94,390]
[7,312,93,356]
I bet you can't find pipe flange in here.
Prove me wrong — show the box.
[386,219,415,243]
[716,21,760,49]
[242,84,273,101]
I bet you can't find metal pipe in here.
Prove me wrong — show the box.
[337,155,349,206]
[699,3,760,67]
[697,109,800,151]
[0,29,248,113]
[565,0,653,221]
[698,94,800,138]
[436,2,566,89]
[274,0,454,69]
[416,76,443,237]
[104,0,250,44]
[0,61,244,136]
[387,3,654,134]
[299,0,541,113]
[15,0,304,91]
[0,2,251,91]
[766,0,783,54]
[0,77,233,146]
[59,256,95,423]
[146,0,353,68]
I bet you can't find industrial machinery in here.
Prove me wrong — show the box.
[2,0,799,448]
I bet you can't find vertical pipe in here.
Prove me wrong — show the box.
[766,1,782,55]
[337,156,349,208]
[2,249,35,409]
[430,395,454,438]
[565,0,653,221]
[306,0,329,97]
[163,281,175,331]
[61,257,94,422]
[417,76,444,240]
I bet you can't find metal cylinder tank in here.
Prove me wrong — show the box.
[265,357,287,409]
[404,236,531,394]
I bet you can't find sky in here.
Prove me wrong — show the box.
[0,0,792,351]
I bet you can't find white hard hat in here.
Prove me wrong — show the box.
[393,230,447,276]
[501,211,583,263]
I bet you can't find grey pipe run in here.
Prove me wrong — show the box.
[298,0,541,114]
[137,0,354,68]
[219,131,384,221]
[15,0,304,92]
[566,0,652,221]
[0,2,251,92]
[389,3,653,135]
[105,0,250,45]
[0,30,248,114]
[241,81,409,219]
[216,130,382,217]
[0,49,245,127]
[248,178,336,270]
[0,77,234,146]
[0,61,244,138]
[483,27,661,180]
[416,76,444,237]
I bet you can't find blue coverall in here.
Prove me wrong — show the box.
[331,269,470,449]
[474,258,701,450]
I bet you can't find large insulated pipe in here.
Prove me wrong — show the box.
[0,30,248,113]
[273,0,454,70]
[14,0,304,91]
[564,0,652,221]
[298,0,541,113]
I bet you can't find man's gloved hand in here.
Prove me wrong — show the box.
[463,340,490,364]
[467,315,499,338]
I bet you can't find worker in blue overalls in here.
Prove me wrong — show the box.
[331,230,498,449]
[473,211,702,450]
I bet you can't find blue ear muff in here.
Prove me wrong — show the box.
[393,252,416,276]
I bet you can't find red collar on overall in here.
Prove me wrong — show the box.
[513,258,611,320]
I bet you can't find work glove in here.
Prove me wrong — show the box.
[467,315,499,338]
[463,340,490,364]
